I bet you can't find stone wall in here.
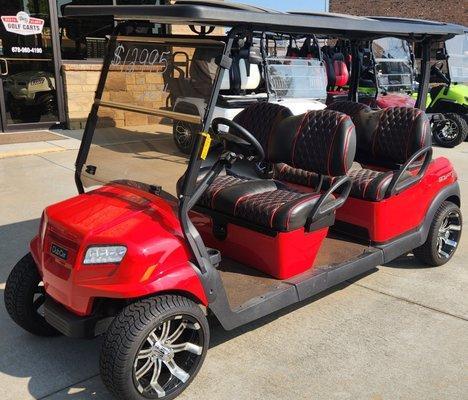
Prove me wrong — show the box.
[62,25,224,129]
[62,63,101,129]
[329,0,467,26]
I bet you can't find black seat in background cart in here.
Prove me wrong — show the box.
[194,109,356,233]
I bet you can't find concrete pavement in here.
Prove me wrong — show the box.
[0,140,467,400]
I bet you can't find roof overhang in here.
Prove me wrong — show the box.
[62,1,467,41]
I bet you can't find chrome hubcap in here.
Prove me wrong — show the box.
[437,211,461,259]
[437,120,459,141]
[175,122,192,148]
[133,316,203,398]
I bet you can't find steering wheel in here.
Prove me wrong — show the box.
[431,61,450,84]
[211,117,265,162]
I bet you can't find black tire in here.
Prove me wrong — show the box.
[461,114,468,141]
[100,295,209,400]
[432,113,468,148]
[4,253,60,336]
[173,120,199,155]
[413,201,462,266]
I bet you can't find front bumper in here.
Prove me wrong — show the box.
[44,296,113,338]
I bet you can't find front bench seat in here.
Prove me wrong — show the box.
[205,110,356,232]
[177,102,294,205]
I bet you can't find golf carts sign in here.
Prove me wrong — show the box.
[1,12,44,36]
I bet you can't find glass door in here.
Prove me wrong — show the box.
[0,0,62,131]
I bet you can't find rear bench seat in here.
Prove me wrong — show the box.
[275,102,432,201]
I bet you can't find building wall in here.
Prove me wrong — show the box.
[329,0,467,26]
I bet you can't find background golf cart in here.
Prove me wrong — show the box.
[427,32,468,148]
[3,70,57,123]
[168,34,327,154]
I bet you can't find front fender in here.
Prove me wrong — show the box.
[79,260,208,306]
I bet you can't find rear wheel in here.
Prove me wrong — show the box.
[413,201,462,266]
[432,113,468,148]
[100,295,209,400]
[4,253,59,336]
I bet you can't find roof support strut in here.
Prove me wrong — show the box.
[415,38,432,111]
[348,41,360,103]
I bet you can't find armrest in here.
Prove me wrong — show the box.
[306,175,352,231]
[385,146,433,198]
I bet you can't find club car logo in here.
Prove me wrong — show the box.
[51,243,68,261]
[1,12,44,36]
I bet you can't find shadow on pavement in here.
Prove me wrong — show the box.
[383,253,438,269]
[0,218,432,399]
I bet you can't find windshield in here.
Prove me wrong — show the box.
[446,33,468,83]
[80,36,225,196]
[373,37,414,92]
[265,57,327,99]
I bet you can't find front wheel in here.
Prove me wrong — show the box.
[100,295,209,400]
[4,253,60,336]
[413,201,462,266]
[432,113,468,148]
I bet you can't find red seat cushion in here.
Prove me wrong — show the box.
[333,60,349,87]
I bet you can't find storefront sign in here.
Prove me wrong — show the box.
[1,12,44,36]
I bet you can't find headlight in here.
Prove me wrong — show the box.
[83,245,127,265]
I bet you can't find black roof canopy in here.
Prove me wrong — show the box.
[63,0,466,41]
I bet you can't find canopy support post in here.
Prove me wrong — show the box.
[416,38,432,111]
[348,40,360,103]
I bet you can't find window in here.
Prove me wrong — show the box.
[56,0,166,61]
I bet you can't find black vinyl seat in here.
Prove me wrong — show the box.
[271,100,371,191]
[346,106,432,201]
[177,102,293,206]
[272,104,432,202]
[193,108,356,232]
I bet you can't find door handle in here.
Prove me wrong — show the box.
[0,58,8,76]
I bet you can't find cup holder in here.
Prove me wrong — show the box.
[207,248,221,268]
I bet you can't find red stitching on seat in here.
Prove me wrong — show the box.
[341,123,353,174]
[361,173,373,199]
[420,119,429,147]
[375,173,393,200]
[291,112,310,167]
[233,193,254,214]
[285,194,320,230]
[327,116,346,176]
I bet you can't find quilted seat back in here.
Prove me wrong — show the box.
[269,110,357,177]
[233,102,293,158]
[357,107,431,167]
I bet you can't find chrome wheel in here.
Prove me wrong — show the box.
[174,121,194,154]
[436,120,459,142]
[437,210,461,259]
[133,315,204,399]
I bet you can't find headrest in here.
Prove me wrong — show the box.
[270,110,356,177]
[233,103,293,155]
[220,59,262,92]
[357,107,431,166]
[327,101,371,123]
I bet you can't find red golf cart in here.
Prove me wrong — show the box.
[4,2,465,400]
